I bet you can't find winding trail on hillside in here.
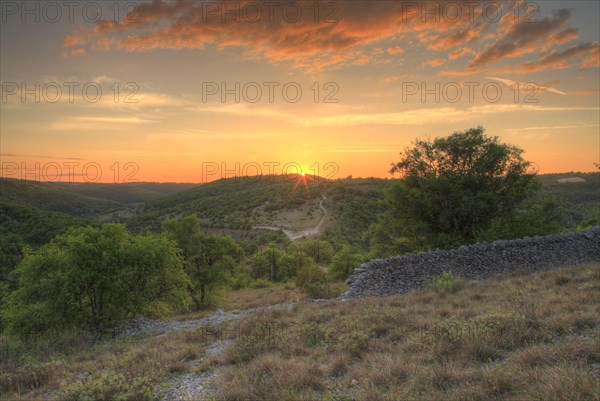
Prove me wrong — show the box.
[253,196,328,241]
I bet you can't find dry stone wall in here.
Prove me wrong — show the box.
[341,228,600,299]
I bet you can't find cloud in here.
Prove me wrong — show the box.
[187,103,290,119]
[298,104,598,127]
[504,123,599,132]
[68,116,154,123]
[387,46,404,55]
[62,1,592,76]
[49,116,156,130]
[427,24,482,51]
[571,88,600,96]
[0,154,85,160]
[62,1,491,71]
[323,146,396,153]
[510,42,600,73]
[469,9,577,68]
[62,48,87,58]
[449,47,476,60]
[422,58,446,68]
[487,76,567,95]
[384,76,401,83]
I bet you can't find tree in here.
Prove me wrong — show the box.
[278,252,315,282]
[372,127,539,253]
[328,245,365,280]
[3,225,190,335]
[299,239,334,266]
[164,215,244,308]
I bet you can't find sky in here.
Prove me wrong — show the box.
[1,0,599,183]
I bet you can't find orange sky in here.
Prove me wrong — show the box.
[1,1,599,183]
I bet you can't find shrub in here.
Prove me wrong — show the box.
[432,271,464,294]
[296,265,336,298]
[250,278,272,289]
[55,372,153,401]
[4,225,191,335]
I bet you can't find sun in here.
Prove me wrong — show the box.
[292,171,313,194]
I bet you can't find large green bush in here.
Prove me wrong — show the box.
[3,224,191,335]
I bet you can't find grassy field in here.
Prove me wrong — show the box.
[209,264,600,401]
[1,264,599,400]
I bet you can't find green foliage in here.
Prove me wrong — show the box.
[328,245,365,280]
[321,180,386,249]
[537,172,600,229]
[337,330,370,357]
[56,372,153,401]
[3,225,190,335]
[249,278,272,289]
[164,214,244,307]
[432,271,464,294]
[229,269,253,290]
[248,245,283,281]
[55,182,196,204]
[0,203,95,287]
[0,202,93,255]
[130,176,323,231]
[299,239,334,266]
[278,251,315,282]
[372,127,539,254]
[0,179,119,216]
[0,280,9,331]
[0,233,25,285]
[295,264,335,298]
[476,197,564,241]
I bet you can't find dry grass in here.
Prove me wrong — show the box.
[211,264,600,401]
[221,283,307,311]
[0,324,220,400]
[1,264,599,400]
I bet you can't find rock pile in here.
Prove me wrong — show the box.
[342,228,600,299]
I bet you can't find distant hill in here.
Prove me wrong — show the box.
[55,182,197,205]
[0,179,196,217]
[123,175,389,248]
[0,202,93,246]
[1,173,597,248]
[123,173,598,246]
[0,179,120,216]
[538,172,600,227]
[126,175,328,232]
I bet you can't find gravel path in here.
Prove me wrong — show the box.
[117,302,296,337]
[116,304,294,401]
[154,339,235,401]
[112,296,328,400]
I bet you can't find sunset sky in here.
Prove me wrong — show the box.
[1,0,599,183]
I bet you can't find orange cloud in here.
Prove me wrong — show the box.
[423,58,446,67]
[63,0,589,75]
[449,47,476,60]
[510,42,599,73]
[427,24,482,51]
[387,46,404,55]
[63,1,488,69]
[571,88,600,96]
[469,9,576,68]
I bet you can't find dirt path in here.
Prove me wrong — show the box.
[125,300,330,400]
[117,303,296,401]
[119,303,295,337]
[253,196,328,241]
